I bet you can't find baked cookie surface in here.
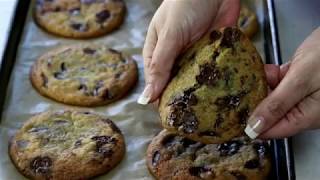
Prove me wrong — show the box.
[30,44,137,106]
[9,110,125,180]
[34,0,126,38]
[147,130,271,180]
[159,27,267,144]
[238,5,259,38]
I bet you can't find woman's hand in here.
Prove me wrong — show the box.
[245,27,320,139]
[138,0,240,104]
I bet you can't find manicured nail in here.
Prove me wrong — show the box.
[245,116,264,139]
[137,84,152,105]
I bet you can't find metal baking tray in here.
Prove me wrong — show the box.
[0,0,295,179]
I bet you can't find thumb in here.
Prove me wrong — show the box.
[245,65,310,139]
[138,26,182,105]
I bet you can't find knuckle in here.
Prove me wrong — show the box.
[267,100,286,118]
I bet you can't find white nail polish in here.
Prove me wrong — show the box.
[245,119,261,139]
[137,85,152,105]
[137,96,150,105]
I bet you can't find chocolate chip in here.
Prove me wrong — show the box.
[69,7,80,15]
[101,119,121,133]
[214,114,223,128]
[210,30,222,42]
[74,140,82,148]
[238,107,249,126]
[218,140,243,156]
[189,166,213,178]
[180,112,198,133]
[78,84,88,94]
[253,142,268,157]
[152,151,160,167]
[41,73,48,87]
[230,171,247,180]
[91,136,116,147]
[92,80,104,96]
[244,159,260,169]
[101,89,114,100]
[220,27,241,48]
[60,63,66,71]
[83,48,96,54]
[53,72,65,80]
[70,23,88,32]
[199,131,219,136]
[97,147,113,158]
[30,156,52,174]
[196,62,219,86]
[115,72,122,79]
[96,10,110,23]
[215,92,246,110]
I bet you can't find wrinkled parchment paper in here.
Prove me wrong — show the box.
[0,0,265,179]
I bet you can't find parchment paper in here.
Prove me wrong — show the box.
[0,0,265,179]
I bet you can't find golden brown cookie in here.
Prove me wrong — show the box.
[159,27,267,144]
[34,0,126,38]
[30,44,138,106]
[238,5,259,38]
[9,110,125,180]
[147,130,271,180]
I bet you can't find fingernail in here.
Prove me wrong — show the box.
[245,116,264,139]
[137,84,152,105]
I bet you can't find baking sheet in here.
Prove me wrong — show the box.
[0,0,265,179]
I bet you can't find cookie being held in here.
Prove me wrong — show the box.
[159,27,267,144]
[34,0,126,38]
[9,110,125,180]
[147,130,271,180]
[30,44,137,106]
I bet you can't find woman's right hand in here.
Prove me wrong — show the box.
[138,0,240,104]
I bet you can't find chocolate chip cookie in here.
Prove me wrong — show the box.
[147,130,271,180]
[9,110,125,180]
[34,0,126,38]
[159,27,267,144]
[238,5,259,38]
[30,44,138,106]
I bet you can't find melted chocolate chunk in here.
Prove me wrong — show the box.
[189,166,213,178]
[70,23,88,32]
[238,107,249,126]
[101,119,121,133]
[152,151,160,167]
[96,10,110,23]
[91,135,116,147]
[167,89,199,133]
[101,89,114,100]
[181,112,198,133]
[253,142,268,157]
[214,114,223,128]
[53,72,65,80]
[83,48,96,54]
[210,30,222,42]
[199,131,219,136]
[162,135,176,147]
[244,159,260,169]
[30,156,52,174]
[230,171,247,180]
[196,62,219,86]
[41,73,48,87]
[97,148,113,157]
[220,27,241,48]
[218,140,243,156]
[69,7,80,15]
